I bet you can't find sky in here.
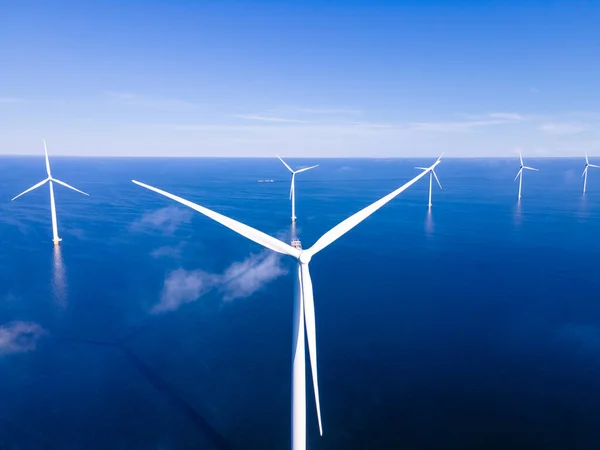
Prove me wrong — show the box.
[1,0,600,157]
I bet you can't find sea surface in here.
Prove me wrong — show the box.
[1,156,600,450]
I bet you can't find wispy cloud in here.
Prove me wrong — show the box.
[408,119,511,132]
[488,112,525,121]
[0,321,46,355]
[132,206,193,235]
[351,121,398,129]
[153,268,218,313]
[0,97,24,104]
[220,252,287,302]
[152,251,287,313]
[151,242,186,259]
[538,122,587,135]
[296,108,361,115]
[106,91,199,111]
[234,114,307,124]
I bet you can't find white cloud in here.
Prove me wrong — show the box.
[152,268,218,313]
[132,206,193,235]
[106,91,199,111]
[234,114,307,124]
[408,119,511,132]
[152,251,287,313]
[220,252,287,302]
[538,122,587,135]
[0,321,46,355]
[296,108,361,115]
[151,243,186,259]
[488,113,525,121]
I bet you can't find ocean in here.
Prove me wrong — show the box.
[1,156,600,450]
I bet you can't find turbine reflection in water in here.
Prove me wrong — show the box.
[52,246,67,307]
[425,210,434,236]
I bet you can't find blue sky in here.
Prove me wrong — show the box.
[1,0,600,157]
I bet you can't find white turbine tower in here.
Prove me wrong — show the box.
[276,155,318,222]
[514,152,539,200]
[582,153,600,194]
[132,154,442,450]
[11,140,89,245]
[416,152,443,208]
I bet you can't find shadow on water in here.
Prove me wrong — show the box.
[56,336,232,450]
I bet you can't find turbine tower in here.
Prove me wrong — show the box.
[132,154,442,450]
[582,153,600,194]
[416,152,443,208]
[514,152,538,200]
[276,155,318,222]
[12,140,89,245]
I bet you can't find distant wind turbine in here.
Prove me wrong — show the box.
[514,152,538,200]
[416,152,443,208]
[582,153,600,194]
[132,154,442,450]
[11,140,89,245]
[276,155,318,222]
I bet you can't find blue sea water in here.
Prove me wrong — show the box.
[1,156,600,450]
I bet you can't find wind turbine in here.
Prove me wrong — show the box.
[416,153,443,208]
[11,140,89,245]
[132,154,443,450]
[514,152,539,200]
[276,155,318,222]
[582,153,600,193]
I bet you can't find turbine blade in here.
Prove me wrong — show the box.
[305,160,439,257]
[437,152,444,161]
[301,263,323,436]
[589,164,600,168]
[514,168,523,182]
[582,167,588,177]
[432,169,442,190]
[586,152,589,164]
[276,155,294,173]
[523,166,539,171]
[294,164,319,174]
[52,178,89,196]
[289,174,295,200]
[132,180,300,258]
[519,151,523,166]
[11,178,49,201]
[414,167,428,170]
[44,139,52,178]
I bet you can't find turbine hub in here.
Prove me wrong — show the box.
[299,251,311,264]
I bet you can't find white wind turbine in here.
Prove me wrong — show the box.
[276,155,318,222]
[132,154,442,450]
[416,153,443,208]
[514,152,538,200]
[11,140,89,245]
[582,153,600,194]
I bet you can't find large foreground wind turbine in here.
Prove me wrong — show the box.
[582,153,600,193]
[276,155,318,222]
[132,154,442,450]
[12,140,89,245]
[416,153,443,208]
[514,152,538,200]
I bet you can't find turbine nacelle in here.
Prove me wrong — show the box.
[298,251,312,265]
